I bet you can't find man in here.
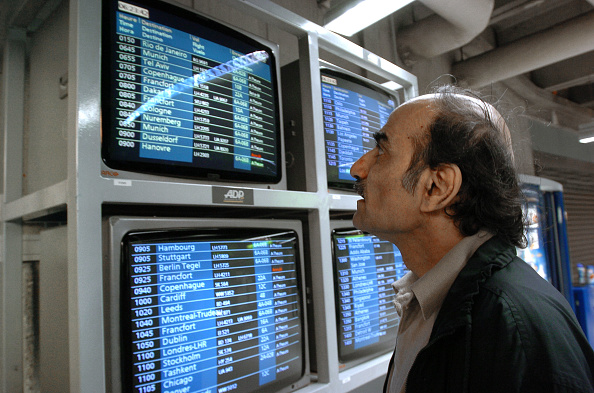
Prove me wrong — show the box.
[349,85,594,393]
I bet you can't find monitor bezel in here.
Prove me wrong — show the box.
[329,220,401,369]
[100,0,286,188]
[103,216,310,393]
[320,63,399,191]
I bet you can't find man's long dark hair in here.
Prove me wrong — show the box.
[403,85,526,248]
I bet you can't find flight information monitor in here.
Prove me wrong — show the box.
[331,227,408,365]
[321,69,396,190]
[102,0,282,183]
[120,227,305,393]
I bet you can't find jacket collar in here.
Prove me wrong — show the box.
[429,236,517,339]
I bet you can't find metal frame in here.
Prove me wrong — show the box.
[0,0,418,391]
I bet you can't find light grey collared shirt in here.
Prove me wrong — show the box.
[386,230,494,393]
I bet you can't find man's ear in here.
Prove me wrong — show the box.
[420,164,462,213]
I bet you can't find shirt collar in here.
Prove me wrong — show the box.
[392,270,417,317]
[398,230,494,321]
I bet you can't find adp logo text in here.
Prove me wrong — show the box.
[223,189,245,202]
[213,187,254,205]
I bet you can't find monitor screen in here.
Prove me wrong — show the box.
[117,224,306,393]
[518,184,550,282]
[102,0,282,183]
[321,69,397,190]
[331,227,408,366]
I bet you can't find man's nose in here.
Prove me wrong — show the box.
[350,149,373,180]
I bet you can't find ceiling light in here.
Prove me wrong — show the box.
[324,0,415,37]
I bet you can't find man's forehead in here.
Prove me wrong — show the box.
[405,93,505,127]
[383,98,436,139]
[390,92,514,161]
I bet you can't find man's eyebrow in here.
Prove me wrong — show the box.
[373,131,388,145]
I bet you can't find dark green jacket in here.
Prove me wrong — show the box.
[398,236,594,393]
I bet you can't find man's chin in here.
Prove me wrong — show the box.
[351,210,366,231]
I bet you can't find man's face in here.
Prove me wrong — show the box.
[349,99,433,242]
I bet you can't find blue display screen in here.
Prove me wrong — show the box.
[332,228,407,363]
[102,0,281,183]
[517,185,550,282]
[122,229,304,393]
[321,70,396,190]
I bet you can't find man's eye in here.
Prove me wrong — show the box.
[376,145,384,155]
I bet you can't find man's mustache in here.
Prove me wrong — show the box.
[354,178,365,198]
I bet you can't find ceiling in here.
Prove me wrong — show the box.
[423,0,594,132]
[490,0,594,111]
[1,0,593,133]
[325,0,594,133]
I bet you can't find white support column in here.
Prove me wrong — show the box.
[2,29,26,203]
[307,208,339,386]
[1,28,27,393]
[67,0,105,391]
[297,33,327,194]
